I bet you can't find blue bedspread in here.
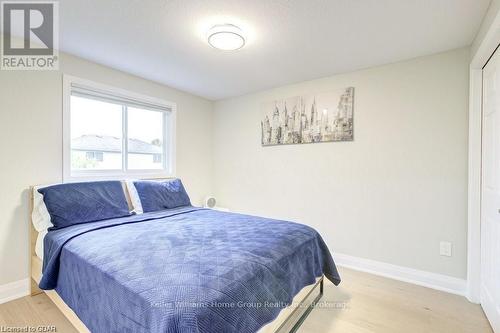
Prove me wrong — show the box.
[41,207,340,333]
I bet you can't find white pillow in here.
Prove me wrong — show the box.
[125,180,143,214]
[32,186,55,260]
[32,186,54,232]
[35,229,48,260]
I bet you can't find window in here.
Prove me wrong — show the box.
[153,154,162,163]
[127,107,164,170]
[63,76,176,181]
[85,151,104,162]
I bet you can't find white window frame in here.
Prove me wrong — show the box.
[63,75,176,182]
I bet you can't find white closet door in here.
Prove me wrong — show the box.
[481,46,500,333]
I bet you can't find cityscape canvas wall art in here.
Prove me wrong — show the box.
[261,87,354,146]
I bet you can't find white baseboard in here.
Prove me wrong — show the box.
[334,253,467,297]
[0,278,30,304]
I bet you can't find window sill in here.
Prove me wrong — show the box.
[63,171,174,183]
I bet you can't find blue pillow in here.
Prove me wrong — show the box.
[133,179,191,212]
[38,181,131,229]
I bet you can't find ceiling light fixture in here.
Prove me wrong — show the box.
[207,24,245,51]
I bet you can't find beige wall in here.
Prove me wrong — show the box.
[0,53,213,285]
[212,48,470,279]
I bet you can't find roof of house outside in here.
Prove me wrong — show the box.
[72,135,162,154]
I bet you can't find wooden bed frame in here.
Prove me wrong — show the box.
[29,186,324,333]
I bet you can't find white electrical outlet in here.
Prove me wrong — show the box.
[440,241,452,257]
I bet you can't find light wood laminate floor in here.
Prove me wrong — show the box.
[0,267,492,333]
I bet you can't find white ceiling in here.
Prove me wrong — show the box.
[59,0,491,100]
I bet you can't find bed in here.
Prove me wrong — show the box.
[30,180,340,333]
